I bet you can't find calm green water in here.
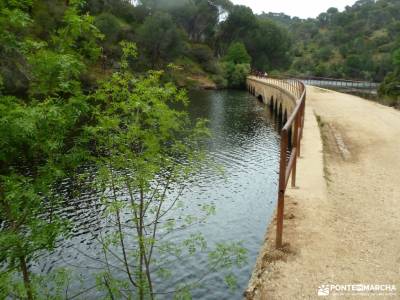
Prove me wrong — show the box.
[40,89,281,299]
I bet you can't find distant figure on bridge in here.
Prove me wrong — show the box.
[264,72,268,77]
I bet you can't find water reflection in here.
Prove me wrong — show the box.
[38,89,281,299]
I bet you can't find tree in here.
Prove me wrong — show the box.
[217,5,292,71]
[223,42,251,64]
[86,0,142,24]
[165,0,220,43]
[31,0,67,40]
[0,1,102,298]
[190,43,218,73]
[83,42,247,298]
[222,62,251,88]
[218,5,257,53]
[0,0,32,96]
[220,42,251,88]
[246,19,292,70]
[315,46,333,61]
[136,11,186,68]
[379,48,400,106]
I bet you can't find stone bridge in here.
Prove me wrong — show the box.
[246,75,303,125]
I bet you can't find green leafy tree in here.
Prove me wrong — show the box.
[221,62,251,88]
[218,5,257,51]
[164,0,220,43]
[0,1,102,299]
[136,11,186,68]
[83,42,247,298]
[220,42,251,88]
[0,0,32,95]
[31,0,67,40]
[190,43,218,73]
[379,48,400,106]
[218,6,292,71]
[246,19,292,70]
[223,42,251,64]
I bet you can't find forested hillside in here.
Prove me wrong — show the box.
[88,0,292,88]
[261,0,400,83]
[0,0,293,92]
[3,0,400,96]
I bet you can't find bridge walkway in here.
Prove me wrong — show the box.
[247,86,400,299]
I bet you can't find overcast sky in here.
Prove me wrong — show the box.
[230,0,358,19]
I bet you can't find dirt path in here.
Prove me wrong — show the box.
[246,86,400,299]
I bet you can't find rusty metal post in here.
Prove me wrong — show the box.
[276,129,288,249]
[291,113,300,187]
[298,92,305,157]
[297,81,302,98]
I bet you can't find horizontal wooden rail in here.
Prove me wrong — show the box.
[247,72,306,249]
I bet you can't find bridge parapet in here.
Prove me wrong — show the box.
[246,74,306,249]
[246,76,303,122]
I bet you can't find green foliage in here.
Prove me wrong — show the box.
[191,44,214,64]
[224,42,251,64]
[219,5,258,45]
[225,273,238,291]
[81,42,246,297]
[94,12,124,44]
[379,72,400,103]
[78,0,293,82]
[136,11,186,68]
[315,46,333,61]
[379,48,400,107]
[393,48,400,67]
[218,7,291,71]
[162,0,221,43]
[189,43,217,73]
[274,0,400,81]
[220,42,251,88]
[31,0,66,39]
[28,49,85,96]
[0,1,102,299]
[0,0,32,94]
[246,19,292,70]
[1,3,289,295]
[221,62,251,89]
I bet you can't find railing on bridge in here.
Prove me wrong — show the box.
[253,70,380,90]
[248,72,306,249]
[296,75,379,93]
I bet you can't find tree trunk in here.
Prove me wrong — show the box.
[138,187,145,300]
[20,256,33,300]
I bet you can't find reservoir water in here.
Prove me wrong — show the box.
[40,89,281,299]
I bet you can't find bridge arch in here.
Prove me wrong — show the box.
[283,109,288,124]
[278,103,283,121]
[246,76,298,121]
